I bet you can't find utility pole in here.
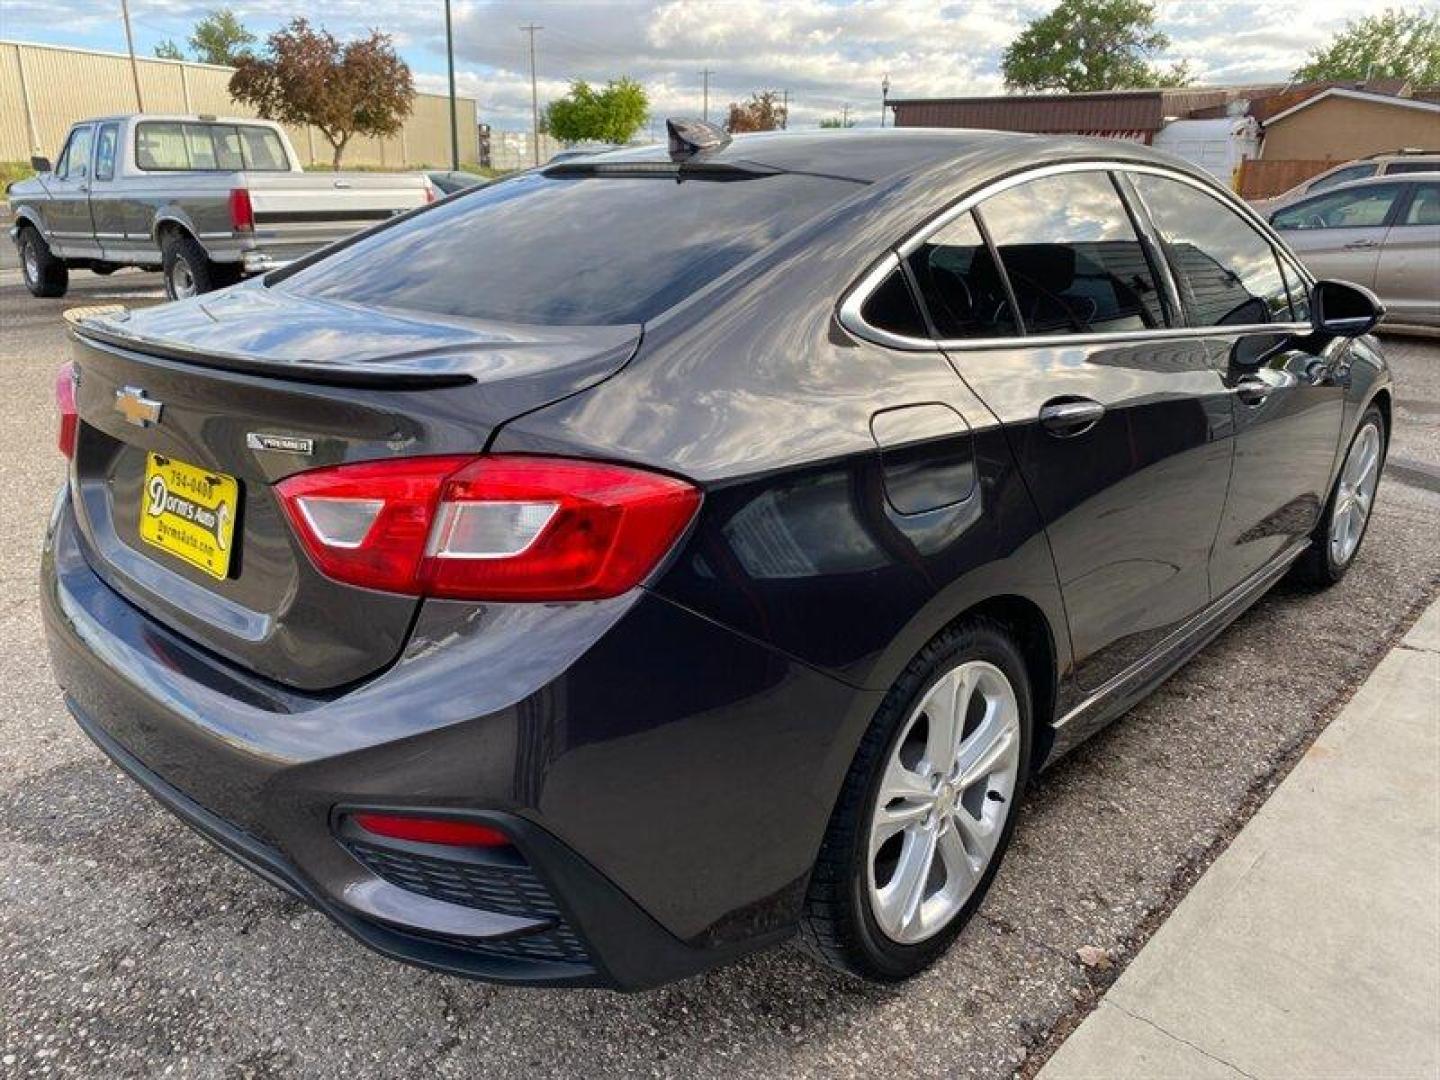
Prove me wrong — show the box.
[700,68,713,122]
[445,0,459,170]
[120,0,144,111]
[521,23,543,166]
[881,74,890,128]
[780,89,789,129]
[841,102,850,128]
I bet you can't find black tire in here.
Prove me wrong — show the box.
[797,618,1033,982]
[1292,405,1387,587]
[18,226,68,298]
[161,230,238,299]
[90,263,118,276]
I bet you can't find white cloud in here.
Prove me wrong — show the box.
[1,0,1418,131]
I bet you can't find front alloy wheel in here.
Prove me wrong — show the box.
[1294,405,1386,587]
[1329,421,1381,567]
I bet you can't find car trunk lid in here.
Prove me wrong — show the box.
[66,287,639,691]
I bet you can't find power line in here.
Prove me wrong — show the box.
[521,22,542,165]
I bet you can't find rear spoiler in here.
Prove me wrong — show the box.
[73,321,476,390]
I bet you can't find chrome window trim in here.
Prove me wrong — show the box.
[840,159,1316,352]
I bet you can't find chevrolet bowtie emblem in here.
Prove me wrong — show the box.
[115,386,163,428]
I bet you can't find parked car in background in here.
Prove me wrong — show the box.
[1253,149,1440,214]
[547,144,622,164]
[8,114,433,300]
[425,170,487,195]
[44,124,1391,991]
[1271,173,1440,328]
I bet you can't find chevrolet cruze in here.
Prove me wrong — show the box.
[43,123,1391,989]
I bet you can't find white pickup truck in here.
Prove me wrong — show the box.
[8,114,434,299]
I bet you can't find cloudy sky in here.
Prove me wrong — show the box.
[1,0,1419,130]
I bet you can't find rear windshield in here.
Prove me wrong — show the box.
[277,168,861,325]
[136,122,289,172]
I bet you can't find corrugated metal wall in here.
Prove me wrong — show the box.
[2,40,478,167]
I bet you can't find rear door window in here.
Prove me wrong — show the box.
[904,212,1018,339]
[1401,182,1440,225]
[280,167,861,326]
[1271,184,1404,231]
[1132,174,1292,326]
[860,267,929,339]
[976,170,1168,335]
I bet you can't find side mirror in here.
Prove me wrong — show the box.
[1311,279,1384,338]
[29,155,52,174]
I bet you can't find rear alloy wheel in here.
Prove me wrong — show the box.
[798,619,1032,981]
[18,227,68,298]
[867,661,1022,944]
[1294,405,1386,586]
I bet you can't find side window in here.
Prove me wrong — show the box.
[94,123,119,182]
[58,126,94,181]
[904,211,1018,339]
[1401,182,1440,226]
[135,122,190,170]
[1133,174,1291,327]
[1271,184,1402,231]
[860,267,929,338]
[977,170,1167,335]
[1308,164,1376,194]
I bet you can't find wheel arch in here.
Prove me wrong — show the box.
[938,594,1060,770]
[152,212,206,256]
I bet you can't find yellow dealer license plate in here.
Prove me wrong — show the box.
[139,452,239,581]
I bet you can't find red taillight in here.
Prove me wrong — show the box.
[56,361,77,459]
[423,180,438,204]
[276,455,701,601]
[228,188,254,232]
[352,813,510,848]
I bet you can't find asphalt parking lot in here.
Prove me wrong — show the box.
[2,269,1438,1079]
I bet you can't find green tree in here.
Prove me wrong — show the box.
[725,91,787,133]
[1293,9,1440,85]
[153,39,186,61]
[543,79,649,144]
[188,8,256,67]
[229,19,415,170]
[1001,0,1190,92]
[819,116,856,128]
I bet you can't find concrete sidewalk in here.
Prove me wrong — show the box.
[1041,598,1440,1080]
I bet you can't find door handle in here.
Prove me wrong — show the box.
[1039,398,1105,436]
[1233,375,1272,405]
[1342,239,1377,250]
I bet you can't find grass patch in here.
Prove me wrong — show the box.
[1,160,36,191]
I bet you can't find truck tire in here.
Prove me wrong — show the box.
[18,226,68,298]
[161,231,237,299]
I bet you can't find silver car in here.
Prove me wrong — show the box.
[1270,173,1440,328]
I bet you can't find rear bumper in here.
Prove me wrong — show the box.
[42,490,872,988]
